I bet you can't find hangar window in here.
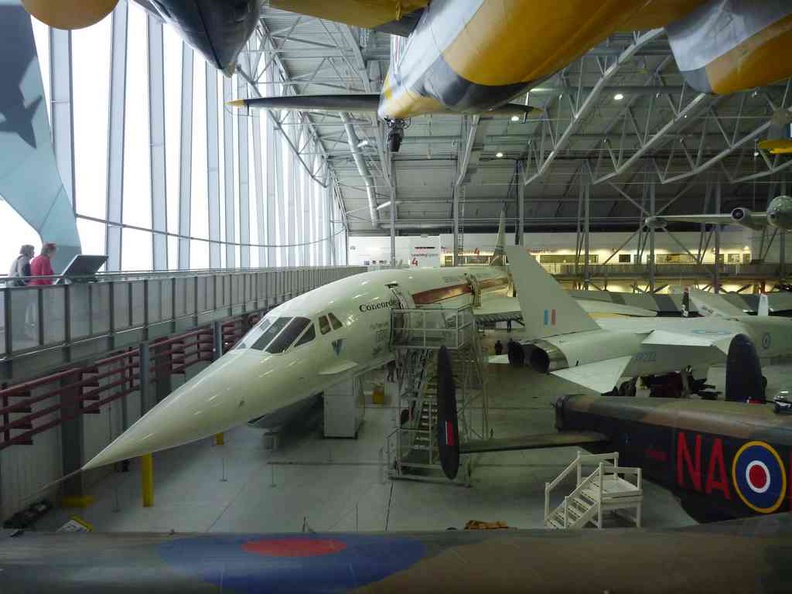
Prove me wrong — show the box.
[319,315,331,335]
[250,317,292,351]
[328,313,343,330]
[294,324,316,347]
[618,254,631,263]
[266,317,312,354]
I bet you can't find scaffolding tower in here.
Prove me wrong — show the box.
[385,305,488,483]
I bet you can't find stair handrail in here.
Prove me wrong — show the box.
[550,466,601,527]
[545,451,582,521]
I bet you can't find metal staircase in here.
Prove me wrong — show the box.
[385,306,488,482]
[545,451,643,529]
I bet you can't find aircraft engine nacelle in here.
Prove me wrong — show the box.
[508,330,640,374]
[22,0,118,29]
[666,1,792,95]
[766,196,792,231]
[730,207,765,231]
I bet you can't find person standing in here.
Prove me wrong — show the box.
[29,242,57,286]
[494,340,503,356]
[8,244,34,287]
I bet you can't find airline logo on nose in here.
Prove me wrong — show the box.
[544,309,557,326]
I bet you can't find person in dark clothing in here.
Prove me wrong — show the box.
[494,340,503,356]
[386,360,396,382]
[8,244,34,287]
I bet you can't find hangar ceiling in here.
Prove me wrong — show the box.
[250,7,791,236]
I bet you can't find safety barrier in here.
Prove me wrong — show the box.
[0,266,365,382]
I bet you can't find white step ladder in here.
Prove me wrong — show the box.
[545,451,643,529]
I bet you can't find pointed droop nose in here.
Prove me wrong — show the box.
[83,350,274,470]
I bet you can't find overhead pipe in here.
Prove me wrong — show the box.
[341,112,380,228]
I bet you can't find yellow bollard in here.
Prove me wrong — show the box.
[141,454,154,507]
[214,433,224,446]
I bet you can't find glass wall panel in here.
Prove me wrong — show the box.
[122,5,152,234]
[190,57,209,269]
[76,219,106,262]
[72,17,112,220]
[163,27,182,235]
[121,228,153,271]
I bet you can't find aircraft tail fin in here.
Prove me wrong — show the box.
[490,211,506,267]
[758,293,770,317]
[505,246,600,339]
[725,334,764,403]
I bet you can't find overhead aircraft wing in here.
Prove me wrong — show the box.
[231,95,542,117]
[552,356,634,393]
[642,329,734,355]
[688,289,747,318]
[647,212,767,228]
[474,295,656,325]
[269,0,429,36]
[461,431,608,454]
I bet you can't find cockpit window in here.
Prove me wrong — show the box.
[294,324,316,348]
[328,313,343,330]
[250,317,292,351]
[266,317,311,354]
[319,315,331,335]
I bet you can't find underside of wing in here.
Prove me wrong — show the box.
[617,0,705,31]
[650,213,737,226]
[688,289,748,318]
[643,329,734,354]
[231,95,542,117]
[474,295,656,325]
[552,356,634,393]
[268,0,429,35]
[461,431,608,454]
[231,94,382,113]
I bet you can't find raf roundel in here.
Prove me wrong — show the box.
[732,441,787,514]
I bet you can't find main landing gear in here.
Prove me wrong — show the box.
[386,118,407,152]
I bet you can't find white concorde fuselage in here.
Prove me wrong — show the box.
[84,266,509,469]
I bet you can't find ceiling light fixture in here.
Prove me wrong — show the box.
[614,93,624,101]
[496,152,504,158]
[510,115,520,122]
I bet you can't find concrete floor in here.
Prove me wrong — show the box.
[41,331,767,535]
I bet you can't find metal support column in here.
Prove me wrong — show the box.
[781,177,788,278]
[49,29,75,210]
[139,342,155,415]
[206,65,222,268]
[60,370,86,504]
[178,45,194,269]
[453,186,461,266]
[582,179,591,289]
[517,161,525,246]
[390,156,396,266]
[648,179,656,293]
[105,5,128,271]
[148,16,168,270]
[223,77,236,267]
[237,75,250,268]
[252,109,266,267]
[714,179,722,293]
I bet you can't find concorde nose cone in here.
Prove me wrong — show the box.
[83,350,270,470]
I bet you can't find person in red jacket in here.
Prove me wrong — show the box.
[29,242,57,286]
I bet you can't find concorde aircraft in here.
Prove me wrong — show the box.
[23,1,792,151]
[502,246,792,397]
[645,195,792,232]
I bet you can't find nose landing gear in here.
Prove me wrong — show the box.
[386,119,407,153]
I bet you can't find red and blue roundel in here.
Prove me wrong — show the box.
[731,441,787,513]
[158,534,427,593]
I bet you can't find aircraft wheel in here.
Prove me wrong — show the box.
[618,380,637,397]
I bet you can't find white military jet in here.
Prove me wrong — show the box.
[503,246,792,396]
